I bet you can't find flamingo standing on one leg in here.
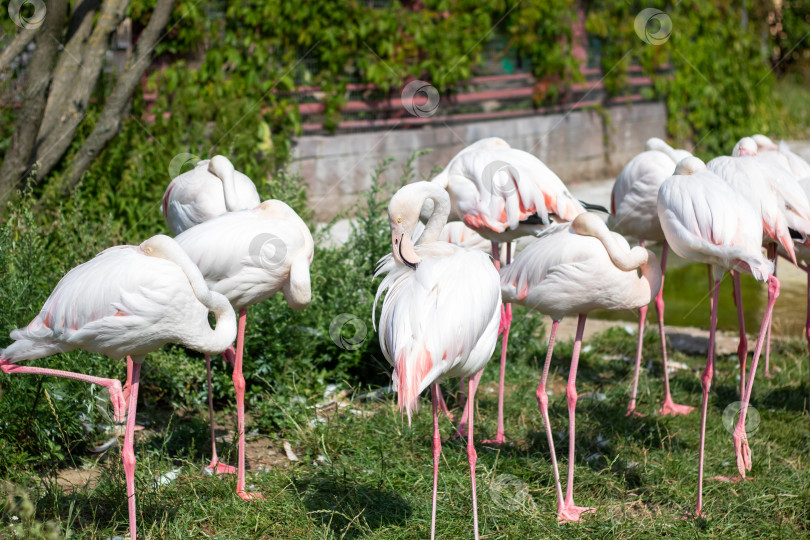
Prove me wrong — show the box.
[161,155,261,474]
[0,235,237,540]
[374,181,501,540]
[432,139,597,443]
[174,176,314,500]
[501,213,662,522]
[608,143,694,416]
[658,156,778,517]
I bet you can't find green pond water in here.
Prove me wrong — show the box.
[592,244,809,337]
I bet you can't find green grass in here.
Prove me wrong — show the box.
[2,324,809,539]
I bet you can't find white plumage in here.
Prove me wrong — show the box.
[161,156,261,236]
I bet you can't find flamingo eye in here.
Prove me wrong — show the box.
[396,217,402,223]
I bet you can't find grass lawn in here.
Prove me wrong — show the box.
[3,324,809,539]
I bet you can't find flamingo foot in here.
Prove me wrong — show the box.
[223,346,237,366]
[237,490,264,501]
[108,380,127,424]
[204,461,237,476]
[658,399,695,417]
[709,475,755,483]
[557,500,595,523]
[733,428,752,476]
[451,424,466,441]
[762,370,774,379]
[482,433,506,445]
[625,406,645,418]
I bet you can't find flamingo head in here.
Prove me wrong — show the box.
[751,134,778,152]
[388,184,426,270]
[732,137,758,157]
[674,156,707,176]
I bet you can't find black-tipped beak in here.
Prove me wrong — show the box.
[579,200,609,214]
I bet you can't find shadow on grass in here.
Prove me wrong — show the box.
[294,472,411,538]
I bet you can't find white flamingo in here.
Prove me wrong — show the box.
[658,156,779,517]
[173,179,314,500]
[608,142,694,416]
[0,235,237,540]
[750,134,810,179]
[501,213,662,522]
[161,156,260,236]
[432,139,591,443]
[374,181,501,540]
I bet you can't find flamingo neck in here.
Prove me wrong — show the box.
[417,185,451,245]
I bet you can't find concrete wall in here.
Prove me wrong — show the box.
[292,102,666,221]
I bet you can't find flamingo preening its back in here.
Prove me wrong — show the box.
[0,235,237,540]
[501,212,662,522]
[374,181,501,540]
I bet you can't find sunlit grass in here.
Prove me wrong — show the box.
[3,325,808,538]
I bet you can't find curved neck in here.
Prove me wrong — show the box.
[638,251,662,305]
[647,139,679,163]
[572,214,649,271]
[416,184,451,245]
[209,157,241,211]
[141,235,237,353]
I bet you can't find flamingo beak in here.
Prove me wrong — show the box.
[391,226,421,270]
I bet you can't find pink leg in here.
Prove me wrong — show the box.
[204,354,236,475]
[233,308,262,501]
[435,385,455,421]
[466,375,480,540]
[805,267,810,397]
[657,243,693,416]
[122,361,141,540]
[454,370,482,439]
[0,361,127,423]
[430,384,441,540]
[733,276,780,478]
[560,314,595,522]
[123,356,133,405]
[626,304,647,417]
[458,376,467,410]
[486,242,511,444]
[536,320,567,519]
[732,271,748,398]
[695,276,721,517]
[763,246,777,378]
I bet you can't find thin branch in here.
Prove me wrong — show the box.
[0,29,39,73]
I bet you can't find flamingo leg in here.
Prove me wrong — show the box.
[487,241,511,444]
[454,370,483,439]
[805,267,810,400]
[732,271,748,399]
[123,356,133,405]
[626,304,647,417]
[0,361,127,424]
[733,276,780,477]
[696,275,721,517]
[535,320,566,518]
[763,246,777,378]
[204,354,236,475]
[122,361,141,540]
[656,243,693,416]
[560,314,595,522]
[466,375,480,540]
[233,308,262,501]
[435,385,455,421]
[430,384,441,540]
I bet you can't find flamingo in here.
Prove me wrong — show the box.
[161,155,260,236]
[501,212,662,522]
[608,144,694,416]
[0,235,237,540]
[374,181,501,540]
[161,155,262,475]
[750,134,810,179]
[432,139,594,443]
[657,156,779,517]
[173,175,314,500]
[716,137,810,378]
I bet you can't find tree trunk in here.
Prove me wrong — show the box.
[0,29,39,73]
[63,0,176,191]
[0,0,68,204]
[33,0,129,182]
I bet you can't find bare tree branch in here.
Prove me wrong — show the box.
[0,0,68,204]
[64,0,176,191]
[0,29,39,73]
[33,0,129,181]
[38,0,100,137]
